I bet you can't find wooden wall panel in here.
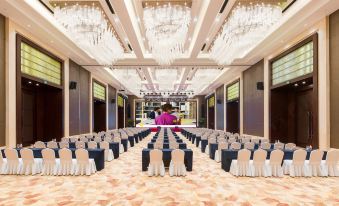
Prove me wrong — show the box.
[215,85,224,130]
[69,60,90,135]
[108,85,117,129]
[330,9,339,148]
[0,14,5,146]
[243,60,264,136]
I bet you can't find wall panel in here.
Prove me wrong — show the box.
[215,85,224,130]
[0,14,5,146]
[108,85,117,129]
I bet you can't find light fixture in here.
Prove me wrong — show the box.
[294,83,298,87]
[143,4,191,65]
[210,4,282,65]
[28,81,32,84]
[36,83,39,86]
[54,4,124,65]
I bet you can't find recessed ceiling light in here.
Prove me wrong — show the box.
[215,17,220,22]
[28,81,32,84]
[206,38,210,41]
[114,17,119,23]
[124,38,128,42]
[294,83,298,87]
[36,83,39,86]
[188,37,191,41]
[193,17,197,22]
[302,81,306,84]
[50,40,54,43]
[27,24,31,28]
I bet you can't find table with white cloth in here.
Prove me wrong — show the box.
[221,149,327,172]
[151,139,183,143]
[128,136,135,147]
[121,139,128,152]
[142,149,193,172]
[1,148,105,171]
[147,143,187,149]
[209,143,274,159]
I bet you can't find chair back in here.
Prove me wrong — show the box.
[104,136,112,142]
[269,149,284,165]
[113,137,121,143]
[88,141,98,149]
[80,137,89,143]
[150,149,163,164]
[292,149,307,165]
[47,141,58,149]
[42,148,56,162]
[228,138,236,144]
[237,149,251,162]
[218,142,228,150]
[242,138,250,143]
[273,142,285,150]
[325,149,339,164]
[244,142,255,150]
[70,137,78,142]
[251,139,260,144]
[218,138,227,143]
[260,142,271,150]
[285,143,296,150]
[75,148,89,162]
[61,137,69,142]
[169,142,178,149]
[4,148,19,161]
[253,149,267,164]
[99,141,109,150]
[59,142,69,148]
[59,148,72,162]
[261,139,269,143]
[75,141,85,149]
[34,141,46,148]
[20,148,34,163]
[171,149,184,164]
[230,142,241,150]
[94,137,102,143]
[154,142,163,149]
[309,150,324,165]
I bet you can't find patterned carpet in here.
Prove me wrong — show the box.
[0,133,338,206]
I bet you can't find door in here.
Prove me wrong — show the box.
[21,88,36,145]
[296,89,313,147]
[118,107,124,128]
[226,101,240,133]
[208,107,215,129]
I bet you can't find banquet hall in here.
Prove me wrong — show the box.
[0,0,338,205]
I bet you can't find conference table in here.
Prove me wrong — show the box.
[1,148,105,171]
[221,149,328,172]
[121,139,128,152]
[147,142,187,149]
[151,139,183,143]
[142,148,193,172]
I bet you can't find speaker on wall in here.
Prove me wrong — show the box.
[257,82,264,90]
[111,98,116,104]
[217,99,222,104]
[69,81,77,90]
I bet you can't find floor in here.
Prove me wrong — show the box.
[0,133,338,206]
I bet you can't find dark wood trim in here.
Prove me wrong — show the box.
[269,33,319,148]
[226,79,240,103]
[282,0,297,13]
[16,33,64,144]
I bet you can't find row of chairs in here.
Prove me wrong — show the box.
[148,149,186,177]
[0,148,96,176]
[229,149,338,177]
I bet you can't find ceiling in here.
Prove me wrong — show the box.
[1,0,339,97]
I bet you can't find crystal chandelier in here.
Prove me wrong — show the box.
[210,4,282,65]
[54,4,124,65]
[143,4,191,65]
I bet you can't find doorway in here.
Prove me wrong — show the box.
[93,100,106,132]
[118,106,124,128]
[208,106,215,129]
[226,100,240,133]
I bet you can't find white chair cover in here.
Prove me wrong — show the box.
[251,139,260,144]
[321,149,339,177]
[215,142,228,163]
[61,137,69,142]
[261,139,269,143]
[88,141,98,149]
[58,148,75,176]
[250,149,267,177]
[94,137,102,143]
[169,149,186,176]
[230,142,241,150]
[59,142,69,148]
[34,141,46,148]
[261,142,271,150]
[4,149,22,175]
[285,143,296,150]
[75,141,85,149]
[228,138,236,144]
[100,141,114,162]
[0,152,7,174]
[80,137,89,143]
[47,141,58,149]
[305,150,324,177]
[75,149,96,176]
[148,149,165,177]
[274,142,285,150]
[41,148,59,176]
[244,142,255,150]
[113,138,124,154]
[230,149,251,177]
[205,138,216,155]
[265,149,284,177]
[20,148,42,175]
[283,149,307,177]
[70,137,78,143]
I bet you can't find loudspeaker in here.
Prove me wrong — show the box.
[69,81,77,90]
[257,82,264,90]
[217,99,222,104]
[111,98,116,104]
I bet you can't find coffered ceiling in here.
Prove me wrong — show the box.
[1,0,338,97]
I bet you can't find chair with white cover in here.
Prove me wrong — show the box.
[250,149,267,177]
[34,141,46,148]
[215,142,228,162]
[148,149,165,177]
[305,150,324,177]
[261,139,269,143]
[80,137,89,143]
[104,136,112,142]
[274,142,285,150]
[74,149,96,176]
[321,149,339,177]
[230,142,241,150]
[205,138,216,155]
[242,138,251,143]
[228,138,236,144]
[154,142,163,149]
[20,148,42,175]
[59,142,69,148]
[230,149,251,177]
[94,137,102,143]
[261,142,271,150]
[113,137,124,153]
[169,142,179,149]
[41,148,59,176]
[61,137,69,142]
[47,141,58,149]
[244,142,255,150]
[283,149,307,177]
[4,149,22,175]
[58,148,75,176]
[169,149,186,176]
[0,152,7,174]
[251,139,260,144]
[100,141,114,162]
[87,141,97,149]
[70,137,78,143]
[75,141,85,149]
[285,143,296,150]
[265,149,284,177]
